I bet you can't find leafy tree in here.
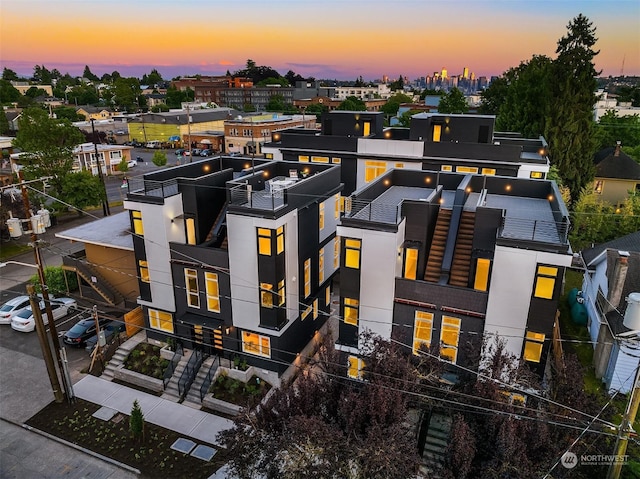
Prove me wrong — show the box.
[336,95,366,111]
[389,74,405,91]
[33,65,52,84]
[13,107,85,199]
[420,88,442,100]
[381,93,413,117]
[243,103,256,112]
[150,103,170,113]
[437,87,469,114]
[52,106,83,121]
[82,65,99,82]
[0,79,22,103]
[0,107,10,134]
[151,151,167,167]
[218,333,423,479]
[24,86,49,98]
[234,59,283,84]
[2,68,19,81]
[257,77,289,87]
[546,14,600,205]
[129,400,144,441]
[113,77,141,112]
[29,266,78,296]
[265,94,286,112]
[164,85,192,109]
[478,77,509,115]
[304,103,328,120]
[398,109,421,127]
[284,70,305,85]
[60,171,106,215]
[141,69,163,86]
[594,111,640,151]
[67,84,99,106]
[16,95,36,108]
[614,85,640,107]
[494,55,553,137]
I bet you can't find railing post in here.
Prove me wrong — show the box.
[532,220,537,241]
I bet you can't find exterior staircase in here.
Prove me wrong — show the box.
[419,412,452,478]
[424,209,452,283]
[100,331,146,381]
[449,211,475,287]
[62,254,125,307]
[183,355,219,409]
[160,350,193,402]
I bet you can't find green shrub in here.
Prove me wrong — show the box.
[29,266,78,296]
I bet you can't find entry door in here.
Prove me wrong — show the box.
[193,324,203,351]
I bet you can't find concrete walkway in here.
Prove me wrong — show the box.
[73,375,234,446]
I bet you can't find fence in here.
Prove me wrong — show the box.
[199,356,220,401]
[178,348,204,400]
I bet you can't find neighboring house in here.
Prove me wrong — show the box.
[55,212,138,308]
[593,142,640,206]
[5,109,22,131]
[581,231,640,394]
[594,90,640,121]
[336,167,572,379]
[293,96,387,112]
[145,93,167,109]
[122,156,342,384]
[73,143,134,176]
[263,111,551,197]
[335,84,392,100]
[76,106,115,121]
[224,114,316,155]
[10,81,53,96]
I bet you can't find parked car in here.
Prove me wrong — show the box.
[62,314,112,346]
[10,297,77,333]
[127,160,137,168]
[0,295,31,324]
[191,148,202,156]
[84,320,126,352]
[200,149,211,157]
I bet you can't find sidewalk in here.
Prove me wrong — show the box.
[73,375,234,446]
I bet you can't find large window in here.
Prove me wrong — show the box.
[276,226,284,254]
[440,316,461,363]
[185,268,199,308]
[260,283,274,308]
[334,237,340,269]
[344,298,359,326]
[242,331,271,357]
[530,171,544,179]
[205,272,220,312]
[404,248,418,280]
[304,259,311,298]
[432,124,442,142]
[456,166,479,174]
[277,280,285,307]
[482,168,496,176]
[318,249,324,284]
[319,202,325,230]
[149,309,173,333]
[132,211,144,236]
[523,331,545,363]
[364,161,386,183]
[186,218,196,245]
[344,238,361,269]
[534,265,557,299]
[138,260,150,283]
[347,355,365,379]
[474,258,491,291]
[258,228,272,256]
[334,193,341,219]
[413,311,433,354]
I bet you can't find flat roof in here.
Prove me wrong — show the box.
[352,186,433,224]
[484,194,560,243]
[55,212,133,250]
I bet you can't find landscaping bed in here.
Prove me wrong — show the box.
[123,342,169,379]
[209,374,271,407]
[26,398,227,479]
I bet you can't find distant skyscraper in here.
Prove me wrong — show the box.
[441,68,448,79]
[463,67,469,79]
[382,74,389,84]
[470,72,475,81]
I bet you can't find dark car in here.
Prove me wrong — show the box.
[200,149,211,157]
[84,321,126,352]
[62,316,111,346]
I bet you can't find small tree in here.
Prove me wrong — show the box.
[438,88,469,114]
[151,151,167,167]
[29,266,78,296]
[118,158,129,172]
[130,399,144,441]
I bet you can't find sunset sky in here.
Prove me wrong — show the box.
[1,0,638,81]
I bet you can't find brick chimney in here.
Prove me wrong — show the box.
[614,140,621,157]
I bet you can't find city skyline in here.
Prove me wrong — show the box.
[1,0,639,81]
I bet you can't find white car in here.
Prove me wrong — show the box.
[0,295,31,325]
[10,297,77,333]
[127,160,137,168]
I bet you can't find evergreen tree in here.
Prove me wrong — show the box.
[129,400,144,441]
[546,14,600,204]
[438,87,469,114]
[0,107,10,134]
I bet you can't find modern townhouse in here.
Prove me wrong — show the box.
[123,156,342,381]
[335,167,573,380]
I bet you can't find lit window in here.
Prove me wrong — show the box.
[395,163,404,168]
[363,121,371,136]
[413,311,433,354]
[334,237,340,269]
[186,218,196,245]
[313,298,318,319]
[302,304,312,320]
[482,168,496,175]
[440,316,461,363]
[319,202,325,230]
[326,286,331,306]
[404,248,418,280]
[265,153,273,159]
[260,283,274,308]
[185,268,199,308]
[277,280,285,306]
[441,165,452,172]
[474,258,491,291]
[319,249,324,284]
[304,259,311,298]
[344,238,361,269]
[132,210,144,236]
[311,156,329,163]
[344,298,359,326]
[258,228,272,256]
[364,161,386,183]
[432,124,441,142]
[242,331,270,357]
[523,331,545,363]
[276,226,284,254]
[347,355,364,379]
[594,180,603,194]
[456,166,479,174]
[530,171,544,179]
[299,155,309,162]
[534,265,557,299]
[332,157,341,164]
[205,272,220,312]
[335,194,340,219]
[149,309,173,333]
[139,260,150,283]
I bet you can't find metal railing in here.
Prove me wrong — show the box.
[162,343,183,389]
[125,177,179,198]
[178,348,203,400]
[199,356,220,401]
[498,216,569,244]
[228,183,286,211]
[344,198,402,224]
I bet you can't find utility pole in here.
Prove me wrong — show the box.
[27,283,64,403]
[186,104,192,163]
[607,364,640,479]
[18,170,71,400]
[89,118,110,216]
